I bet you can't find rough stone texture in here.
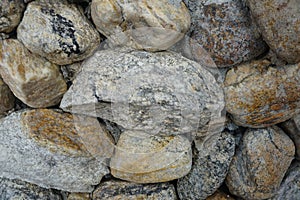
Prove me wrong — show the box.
[93,180,177,200]
[271,161,300,200]
[110,131,192,183]
[0,0,25,33]
[61,62,83,85]
[206,190,235,200]
[177,132,235,200]
[17,0,100,65]
[184,0,267,68]
[60,48,224,137]
[0,39,67,108]
[0,77,15,115]
[67,193,91,200]
[0,177,62,200]
[0,109,111,192]
[224,59,300,128]
[280,113,300,160]
[91,0,190,51]
[226,126,295,200]
[247,0,300,63]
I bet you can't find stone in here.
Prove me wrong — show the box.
[0,77,15,115]
[224,59,300,128]
[184,0,267,68]
[206,190,235,200]
[177,132,235,200]
[247,0,300,63]
[110,131,192,183]
[280,113,300,160]
[0,39,67,108]
[0,0,25,33]
[271,161,300,200]
[0,177,62,200]
[0,109,112,192]
[61,62,83,85]
[17,0,100,65]
[91,0,190,51]
[225,126,295,200]
[92,180,177,200]
[60,48,225,137]
[67,193,91,200]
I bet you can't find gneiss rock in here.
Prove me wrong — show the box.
[0,39,67,108]
[0,77,15,115]
[91,0,190,51]
[110,131,192,183]
[0,177,62,200]
[60,48,224,136]
[271,161,300,200]
[93,180,177,200]
[224,59,300,128]
[280,114,300,160]
[206,190,235,200]
[0,0,25,33]
[184,0,267,67]
[226,126,295,200]
[177,132,235,200]
[17,0,100,65]
[0,109,111,192]
[247,0,300,63]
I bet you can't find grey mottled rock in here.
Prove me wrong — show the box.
[0,0,25,33]
[0,109,111,192]
[206,190,235,200]
[0,39,67,108]
[247,0,300,63]
[17,0,100,65]
[67,193,91,200]
[184,0,267,67]
[177,132,235,200]
[60,48,224,137]
[224,59,300,128]
[91,0,190,51]
[93,180,177,200]
[0,77,15,115]
[226,126,295,200]
[110,131,192,183]
[271,161,300,200]
[61,62,83,85]
[0,177,62,200]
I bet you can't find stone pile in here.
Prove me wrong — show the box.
[0,0,299,199]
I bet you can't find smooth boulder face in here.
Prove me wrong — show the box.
[224,59,300,128]
[226,126,295,200]
[0,109,111,192]
[110,131,192,183]
[17,0,100,65]
[247,0,300,63]
[93,180,177,200]
[91,0,190,51]
[0,39,67,108]
[184,0,267,67]
[177,132,235,200]
[0,77,15,114]
[60,48,224,136]
[0,177,62,200]
[0,0,25,33]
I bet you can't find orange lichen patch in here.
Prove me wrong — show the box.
[21,109,90,157]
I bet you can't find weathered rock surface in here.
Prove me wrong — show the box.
[60,48,224,136]
[224,59,300,128]
[177,132,235,200]
[206,190,235,200]
[0,0,25,33]
[67,192,90,200]
[0,77,15,115]
[0,109,111,192]
[271,161,300,200]
[93,180,177,200]
[184,0,267,67]
[110,131,192,183]
[226,126,295,200]
[91,0,190,51]
[247,0,300,63]
[0,177,62,200]
[0,39,67,108]
[280,114,300,160]
[61,62,83,85]
[17,0,100,65]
